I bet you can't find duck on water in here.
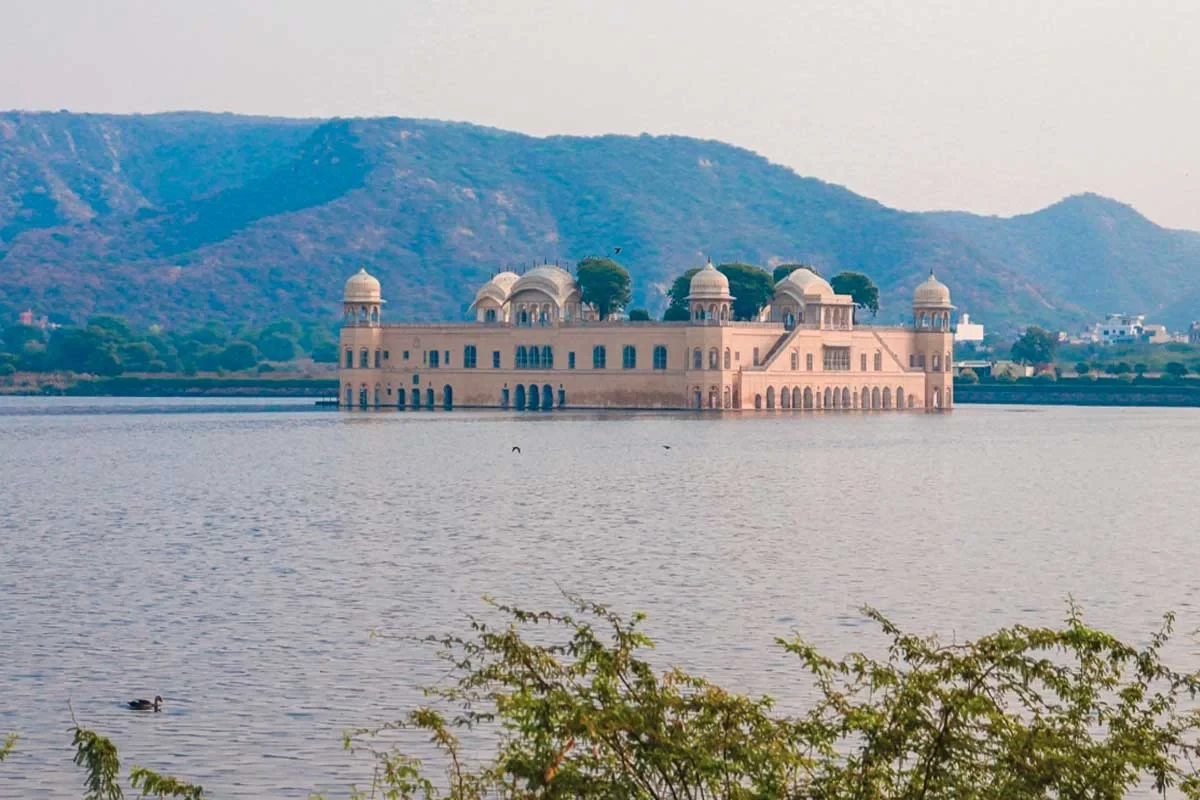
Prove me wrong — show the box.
[127,696,162,712]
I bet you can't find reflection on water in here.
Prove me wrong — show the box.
[2,398,1199,796]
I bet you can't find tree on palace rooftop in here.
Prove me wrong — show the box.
[772,262,819,283]
[830,271,881,320]
[576,257,632,320]
[717,262,774,321]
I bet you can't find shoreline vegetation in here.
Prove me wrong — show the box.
[7,596,1200,798]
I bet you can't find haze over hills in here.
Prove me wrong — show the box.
[2,110,1198,333]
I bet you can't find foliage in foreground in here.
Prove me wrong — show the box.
[343,596,1200,799]
[9,599,1200,799]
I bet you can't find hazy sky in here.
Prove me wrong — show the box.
[3,0,1198,229]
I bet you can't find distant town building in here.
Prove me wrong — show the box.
[952,312,984,344]
[1190,322,1200,345]
[16,309,55,331]
[1141,324,1171,344]
[1087,313,1146,345]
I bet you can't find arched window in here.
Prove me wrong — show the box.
[344,349,353,368]
[872,387,881,409]
[359,349,369,369]
[528,384,540,410]
[724,348,731,369]
[443,385,454,410]
[370,308,379,324]
[754,393,763,410]
[501,386,510,408]
[932,354,940,371]
[766,387,776,409]
[919,312,928,329]
[373,350,381,368]
[723,386,731,408]
[425,388,434,408]
[397,388,406,407]
[780,386,791,409]
[515,346,528,369]
[792,387,800,408]
[720,307,728,321]
[529,346,541,369]
[542,384,553,409]
[874,352,882,371]
[343,384,352,406]
[790,352,799,370]
[883,387,892,409]
[693,348,703,369]
[463,345,477,369]
[514,384,526,410]
[709,304,717,319]
[803,387,814,409]
[485,308,497,323]
[653,346,667,370]
[694,388,703,408]
[519,309,530,326]
[592,345,607,369]
[860,353,867,371]
[897,387,905,408]
[842,387,851,408]
[542,346,553,368]
[806,353,814,371]
[708,348,718,369]
[623,345,637,369]
[784,311,795,330]
[823,387,832,408]
[945,352,952,372]
[934,315,944,329]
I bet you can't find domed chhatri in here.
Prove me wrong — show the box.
[913,271,952,308]
[343,267,383,304]
[686,260,732,300]
[780,268,834,298]
[338,262,956,413]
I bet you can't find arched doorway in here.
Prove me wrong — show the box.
[343,385,352,407]
[780,386,791,409]
[803,387,814,409]
[374,385,382,407]
[754,393,763,410]
[425,388,434,409]
[766,387,775,409]
[841,387,851,408]
[501,386,511,408]
[871,387,881,409]
[882,387,892,409]
[792,387,800,409]
[358,385,368,408]
[824,387,832,408]
[693,389,703,409]
[527,384,540,410]
[411,388,420,409]
[397,388,406,408]
[723,386,731,408]
[933,387,942,409]
[542,384,553,410]
[443,385,453,410]
[896,387,905,409]
[514,384,526,410]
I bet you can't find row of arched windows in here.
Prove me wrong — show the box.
[918,310,952,329]
[691,347,733,370]
[754,385,915,411]
[505,383,567,410]
[344,383,452,410]
[515,345,554,369]
[589,345,670,370]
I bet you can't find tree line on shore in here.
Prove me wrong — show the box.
[0,317,340,378]
[7,596,1200,798]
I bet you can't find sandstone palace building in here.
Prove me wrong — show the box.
[338,263,955,412]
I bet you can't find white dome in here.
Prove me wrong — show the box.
[781,267,834,298]
[473,270,520,305]
[511,265,578,301]
[344,267,382,303]
[913,272,952,307]
[686,261,733,300]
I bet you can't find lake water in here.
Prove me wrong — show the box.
[3,398,1200,797]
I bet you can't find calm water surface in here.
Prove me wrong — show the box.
[2,398,1199,797]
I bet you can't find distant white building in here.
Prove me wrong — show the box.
[1141,323,1171,344]
[1088,313,1145,345]
[952,313,984,344]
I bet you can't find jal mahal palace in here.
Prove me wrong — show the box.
[338,263,955,412]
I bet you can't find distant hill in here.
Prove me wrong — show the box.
[2,111,1198,333]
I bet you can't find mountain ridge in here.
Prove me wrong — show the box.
[1,111,1197,332]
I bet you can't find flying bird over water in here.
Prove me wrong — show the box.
[512,446,521,454]
[662,445,671,449]
[613,247,622,255]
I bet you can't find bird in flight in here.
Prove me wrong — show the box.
[512,446,521,454]
[662,445,671,449]
[613,246,622,255]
